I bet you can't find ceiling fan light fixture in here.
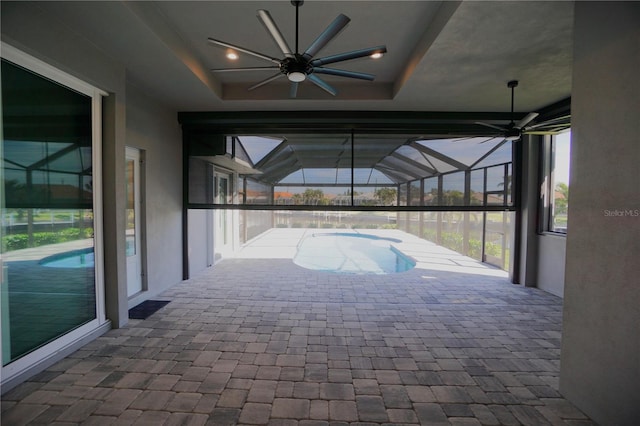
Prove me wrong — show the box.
[287,71,306,82]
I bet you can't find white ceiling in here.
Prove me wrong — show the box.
[26,1,574,113]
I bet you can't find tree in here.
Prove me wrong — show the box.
[555,182,569,214]
[302,189,326,205]
[374,188,397,205]
[442,190,464,206]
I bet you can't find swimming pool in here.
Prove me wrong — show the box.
[293,232,415,274]
[40,248,95,268]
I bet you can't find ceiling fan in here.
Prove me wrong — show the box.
[208,0,387,98]
[476,80,570,141]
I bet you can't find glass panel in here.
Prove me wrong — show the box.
[484,212,512,270]
[442,172,465,206]
[551,131,570,232]
[422,211,439,242]
[353,168,394,185]
[440,212,464,253]
[216,174,230,246]
[473,141,513,168]
[246,179,271,204]
[48,150,82,173]
[238,136,284,165]
[125,158,136,257]
[486,165,506,205]
[3,140,74,168]
[188,157,213,204]
[467,212,484,261]
[423,177,439,206]
[1,59,96,366]
[409,180,421,206]
[370,186,397,207]
[418,137,505,166]
[1,61,92,210]
[232,137,250,164]
[217,176,229,204]
[470,169,484,206]
[398,183,408,206]
[273,186,335,206]
[271,210,398,230]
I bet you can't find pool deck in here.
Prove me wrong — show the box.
[236,228,508,278]
[1,229,595,425]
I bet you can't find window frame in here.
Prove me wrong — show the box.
[1,42,108,384]
[539,131,571,235]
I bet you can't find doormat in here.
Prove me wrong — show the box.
[129,300,170,320]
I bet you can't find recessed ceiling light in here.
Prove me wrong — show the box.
[226,51,239,60]
[370,52,383,59]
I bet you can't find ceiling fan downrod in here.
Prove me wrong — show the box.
[508,80,518,125]
[292,1,303,54]
[286,0,306,82]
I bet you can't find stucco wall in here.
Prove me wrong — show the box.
[536,234,566,297]
[1,1,130,327]
[560,2,640,424]
[125,84,183,306]
[1,1,184,327]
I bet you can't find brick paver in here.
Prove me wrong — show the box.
[1,230,595,424]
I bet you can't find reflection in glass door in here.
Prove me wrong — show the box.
[1,49,105,382]
[126,147,142,297]
[214,172,232,260]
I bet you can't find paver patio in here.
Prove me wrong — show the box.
[1,229,594,425]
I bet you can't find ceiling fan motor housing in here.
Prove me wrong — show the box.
[505,127,521,140]
[282,55,313,82]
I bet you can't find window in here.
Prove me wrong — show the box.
[543,131,571,233]
[1,44,106,382]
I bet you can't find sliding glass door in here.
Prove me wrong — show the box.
[1,45,106,383]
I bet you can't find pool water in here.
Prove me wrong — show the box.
[40,249,95,268]
[293,233,415,274]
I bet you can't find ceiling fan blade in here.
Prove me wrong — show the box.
[312,67,375,81]
[453,135,494,143]
[515,112,539,129]
[289,82,299,99]
[527,124,570,132]
[481,137,504,144]
[525,114,571,130]
[211,66,280,73]
[525,130,567,135]
[310,45,387,67]
[307,74,337,96]
[248,72,285,91]
[302,14,350,60]
[208,38,281,64]
[257,10,294,58]
[452,135,480,142]
[475,121,508,132]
